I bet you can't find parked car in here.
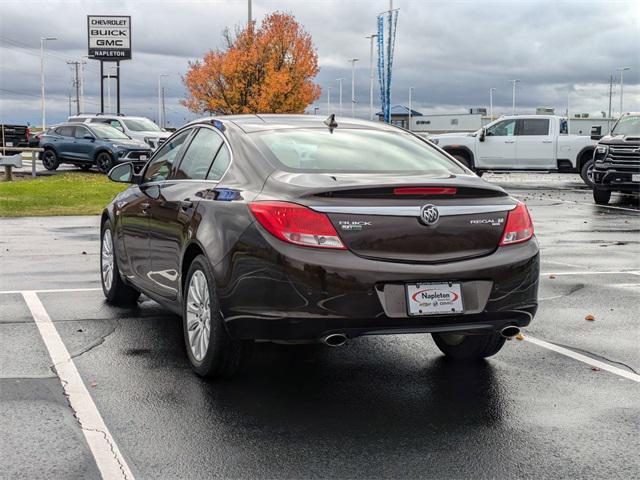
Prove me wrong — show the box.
[1,124,30,148]
[590,112,640,205]
[101,114,539,378]
[68,114,171,150]
[429,115,597,184]
[39,123,152,173]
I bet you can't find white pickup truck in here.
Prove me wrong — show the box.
[429,115,597,183]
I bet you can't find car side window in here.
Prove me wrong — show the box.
[173,128,223,180]
[518,119,549,136]
[74,126,90,139]
[109,120,124,132]
[143,129,191,183]
[207,143,231,181]
[59,126,75,137]
[486,120,516,137]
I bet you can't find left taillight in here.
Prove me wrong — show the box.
[249,201,346,250]
[25,127,30,141]
[499,202,534,246]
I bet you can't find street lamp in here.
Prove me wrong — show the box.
[336,78,344,116]
[366,34,378,120]
[327,86,331,114]
[408,87,414,131]
[617,66,631,116]
[489,87,496,120]
[510,79,520,115]
[349,58,359,118]
[158,74,169,127]
[40,36,57,129]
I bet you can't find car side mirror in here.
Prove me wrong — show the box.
[108,162,137,184]
[590,125,603,141]
[83,134,95,141]
[479,128,486,142]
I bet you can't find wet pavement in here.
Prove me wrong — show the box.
[1,173,639,479]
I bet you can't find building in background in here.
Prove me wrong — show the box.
[375,105,422,129]
[384,105,619,136]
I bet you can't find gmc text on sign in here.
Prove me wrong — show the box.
[87,15,132,60]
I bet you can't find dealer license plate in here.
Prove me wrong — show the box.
[6,142,13,147]
[140,155,148,161]
[632,174,640,182]
[406,282,464,316]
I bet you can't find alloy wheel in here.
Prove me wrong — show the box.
[101,229,115,292]
[42,151,56,169]
[97,153,113,173]
[186,270,211,362]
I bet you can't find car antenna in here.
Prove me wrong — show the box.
[324,114,338,133]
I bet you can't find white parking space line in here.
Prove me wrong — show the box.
[0,287,103,295]
[540,271,640,276]
[21,291,135,480]
[512,193,640,213]
[524,335,640,383]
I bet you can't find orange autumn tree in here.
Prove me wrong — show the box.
[182,12,321,114]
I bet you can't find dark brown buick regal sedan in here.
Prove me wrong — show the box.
[101,114,539,378]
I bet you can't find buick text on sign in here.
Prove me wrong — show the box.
[87,15,132,60]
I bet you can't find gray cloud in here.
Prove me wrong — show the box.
[1,0,638,127]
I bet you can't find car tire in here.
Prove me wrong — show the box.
[42,149,59,171]
[96,152,115,173]
[593,188,611,205]
[183,255,247,378]
[580,159,595,189]
[432,331,506,360]
[101,222,140,306]
[452,154,471,169]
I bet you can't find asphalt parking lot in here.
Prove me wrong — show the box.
[1,173,638,479]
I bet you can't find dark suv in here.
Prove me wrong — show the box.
[591,113,640,205]
[39,123,152,173]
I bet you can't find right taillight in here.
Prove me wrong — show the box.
[249,201,346,250]
[499,202,534,246]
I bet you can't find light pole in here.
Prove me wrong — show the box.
[510,79,520,115]
[40,36,57,129]
[349,58,359,118]
[158,74,168,127]
[617,66,631,116]
[489,87,496,120]
[327,86,331,114]
[337,78,344,116]
[313,107,319,115]
[366,34,377,120]
[408,87,414,131]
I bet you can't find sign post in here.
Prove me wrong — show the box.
[87,15,132,114]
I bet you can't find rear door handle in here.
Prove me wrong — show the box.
[505,140,515,144]
[542,140,553,144]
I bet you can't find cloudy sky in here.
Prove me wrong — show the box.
[1,0,638,127]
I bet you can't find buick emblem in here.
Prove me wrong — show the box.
[420,204,440,225]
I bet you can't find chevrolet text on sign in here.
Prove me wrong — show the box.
[87,15,131,60]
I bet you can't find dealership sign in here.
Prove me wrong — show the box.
[87,15,131,60]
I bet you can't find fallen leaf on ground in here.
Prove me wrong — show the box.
[584,314,595,321]
[591,367,600,372]
[549,275,556,279]
[90,381,98,388]
[515,333,525,340]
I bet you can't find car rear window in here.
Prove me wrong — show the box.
[252,128,465,174]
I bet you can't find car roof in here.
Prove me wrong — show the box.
[186,114,402,133]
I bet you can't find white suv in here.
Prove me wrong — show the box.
[67,114,171,150]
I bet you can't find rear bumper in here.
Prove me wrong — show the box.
[215,225,540,341]
[593,166,640,192]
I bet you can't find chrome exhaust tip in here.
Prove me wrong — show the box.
[501,326,521,338]
[322,333,348,347]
